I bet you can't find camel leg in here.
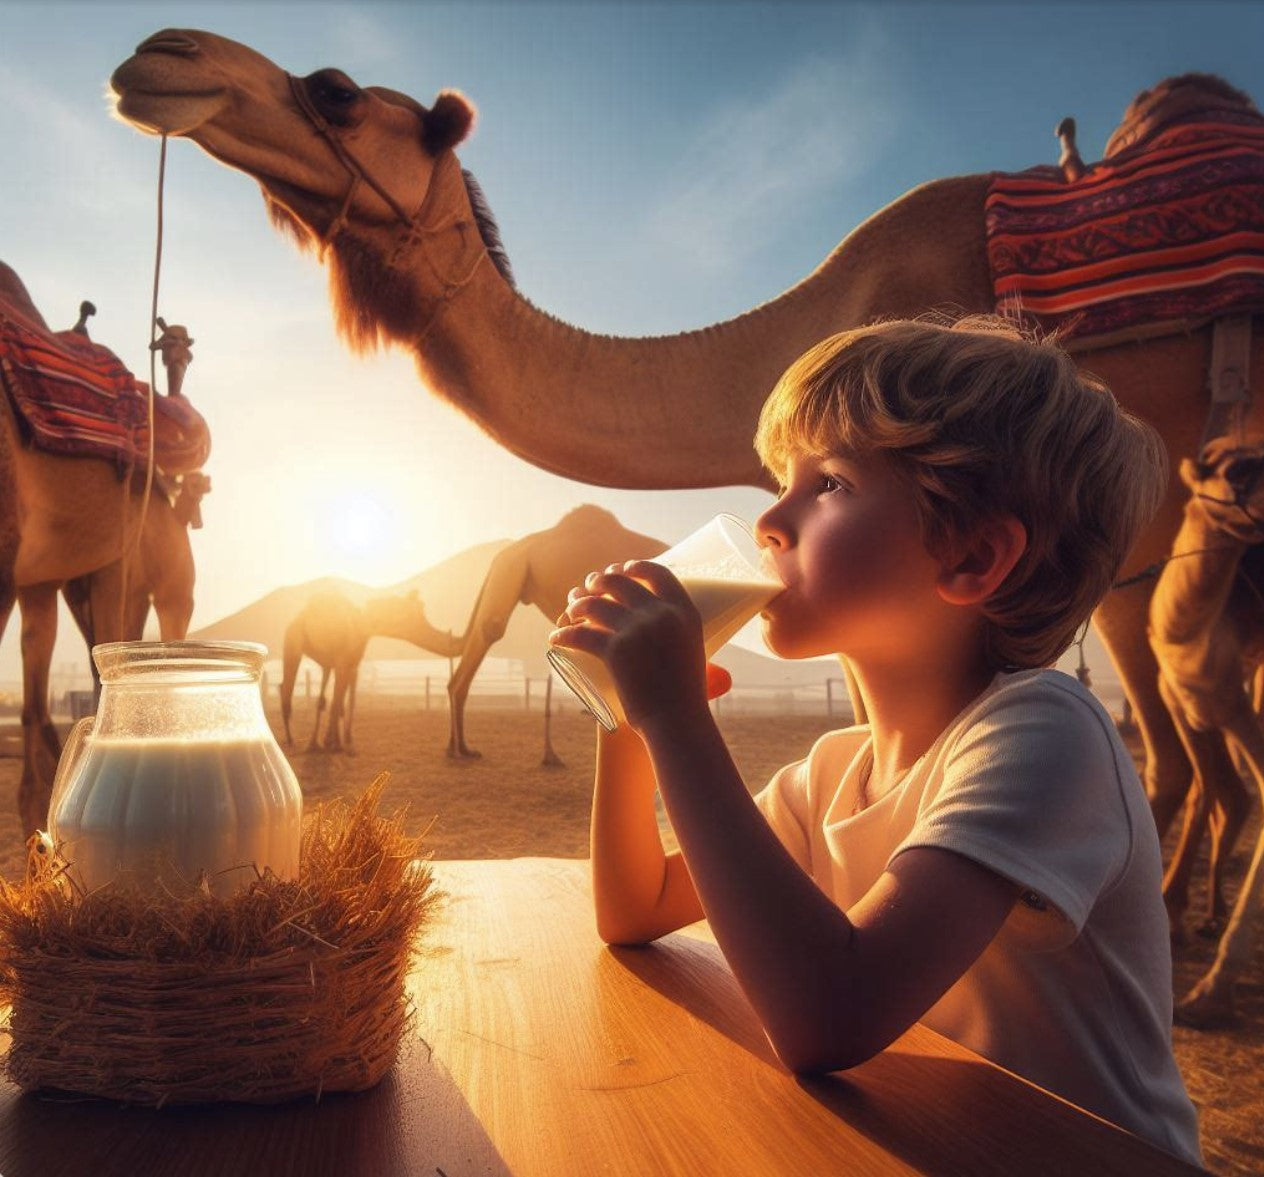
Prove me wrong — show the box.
[310,667,332,752]
[343,664,360,756]
[1176,696,1264,1028]
[324,671,345,753]
[279,624,303,747]
[1094,595,1193,837]
[1156,674,1245,940]
[541,675,564,768]
[17,583,61,835]
[1203,762,1253,938]
[448,626,500,759]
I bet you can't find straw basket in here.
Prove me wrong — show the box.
[0,775,439,1106]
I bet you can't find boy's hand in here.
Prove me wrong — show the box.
[549,560,711,732]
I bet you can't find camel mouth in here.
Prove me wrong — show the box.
[109,75,229,137]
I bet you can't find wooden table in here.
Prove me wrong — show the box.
[0,858,1206,1176]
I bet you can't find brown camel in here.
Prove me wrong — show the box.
[0,265,211,833]
[109,37,1264,841]
[1148,442,1264,1027]
[62,471,211,660]
[280,588,461,753]
[447,505,665,764]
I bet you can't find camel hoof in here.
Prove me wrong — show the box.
[1174,981,1237,1030]
[447,745,482,760]
[542,753,565,769]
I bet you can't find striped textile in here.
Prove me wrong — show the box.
[985,117,1264,344]
[0,304,209,473]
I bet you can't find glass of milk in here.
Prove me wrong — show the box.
[45,640,303,899]
[546,514,781,730]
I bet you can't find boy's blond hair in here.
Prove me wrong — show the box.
[754,315,1168,670]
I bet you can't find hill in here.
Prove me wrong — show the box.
[189,540,837,689]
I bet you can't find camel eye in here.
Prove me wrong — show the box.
[306,69,363,122]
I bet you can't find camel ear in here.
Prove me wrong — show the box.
[423,90,475,154]
[1178,456,1203,491]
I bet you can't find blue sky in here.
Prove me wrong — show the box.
[2,1,1261,682]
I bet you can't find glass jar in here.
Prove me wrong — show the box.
[47,640,303,898]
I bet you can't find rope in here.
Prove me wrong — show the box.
[119,134,167,639]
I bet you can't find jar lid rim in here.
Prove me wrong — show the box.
[92,640,268,677]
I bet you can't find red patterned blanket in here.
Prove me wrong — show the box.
[0,304,209,474]
[985,116,1264,345]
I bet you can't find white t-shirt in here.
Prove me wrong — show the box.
[754,668,1202,1166]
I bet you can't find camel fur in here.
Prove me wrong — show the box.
[280,588,460,754]
[446,505,665,765]
[1149,441,1264,1027]
[0,264,210,833]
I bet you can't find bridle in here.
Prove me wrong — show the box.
[284,71,488,295]
[1113,451,1264,591]
[286,72,414,256]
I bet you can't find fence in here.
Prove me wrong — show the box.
[267,663,855,720]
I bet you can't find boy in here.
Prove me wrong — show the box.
[548,316,1202,1165]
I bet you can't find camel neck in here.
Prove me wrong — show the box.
[402,172,991,490]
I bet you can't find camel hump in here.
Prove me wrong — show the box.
[1105,72,1261,158]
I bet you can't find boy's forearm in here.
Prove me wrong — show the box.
[639,707,869,1072]
[591,725,697,944]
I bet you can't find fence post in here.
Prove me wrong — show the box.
[525,675,531,711]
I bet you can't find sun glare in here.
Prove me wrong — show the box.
[312,485,406,584]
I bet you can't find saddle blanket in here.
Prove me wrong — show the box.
[0,305,209,474]
[985,117,1264,344]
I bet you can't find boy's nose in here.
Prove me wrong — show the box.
[756,501,790,550]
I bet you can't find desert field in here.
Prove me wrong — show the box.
[1,697,1260,1176]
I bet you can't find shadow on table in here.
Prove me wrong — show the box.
[610,932,1199,1177]
[0,1036,512,1177]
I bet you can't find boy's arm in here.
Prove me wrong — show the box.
[590,724,704,945]
[640,704,1017,1075]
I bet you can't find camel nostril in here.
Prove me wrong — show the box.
[135,31,201,57]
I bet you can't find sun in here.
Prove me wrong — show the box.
[329,491,391,554]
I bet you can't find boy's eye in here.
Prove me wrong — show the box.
[819,473,847,495]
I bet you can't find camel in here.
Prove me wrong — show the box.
[280,588,461,753]
[0,264,212,833]
[1149,442,1264,1027]
[109,36,1264,843]
[447,504,665,764]
[62,471,211,664]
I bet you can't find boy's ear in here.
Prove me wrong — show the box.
[936,515,1027,606]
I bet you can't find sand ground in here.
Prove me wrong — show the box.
[1,698,1260,1176]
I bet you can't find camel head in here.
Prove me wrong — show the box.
[362,589,459,652]
[1181,439,1264,544]
[173,471,212,530]
[111,30,492,352]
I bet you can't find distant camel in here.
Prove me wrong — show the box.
[1148,442,1264,1027]
[280,588,461,754]
[0,267,211,832]
[447,505,665,764]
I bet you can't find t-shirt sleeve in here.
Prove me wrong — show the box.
[894,680,1133,942]
[754,756,815,870]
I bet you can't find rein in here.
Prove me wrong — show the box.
[286,73,415,256]
[1112,490,1264,591]
[284,73,489,337]
[113,135,167,640]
